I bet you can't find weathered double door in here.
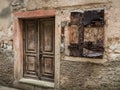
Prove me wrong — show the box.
[23,17,55,82]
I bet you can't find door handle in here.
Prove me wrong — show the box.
[39,50,43,59]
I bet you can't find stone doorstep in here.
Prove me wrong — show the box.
[0,85,20,90]
[19,78,54,88]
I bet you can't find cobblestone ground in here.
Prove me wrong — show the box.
[0,85,20,90]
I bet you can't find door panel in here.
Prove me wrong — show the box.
[44,23,53,52]
[23,19,39,79]
[25,55,38,75]
[41,56,54,80]
[40,18,55,81]
[23,18,55,82]
[40,19,55,54]
[26,55,36,71]
[25,20,38,53]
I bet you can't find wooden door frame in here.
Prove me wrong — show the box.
[13,10,60,88]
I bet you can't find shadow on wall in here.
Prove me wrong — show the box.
[0,7,11,18]
[0,0,25,18]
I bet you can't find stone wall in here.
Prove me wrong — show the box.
[60,60,120,90]
[0,50,14,86]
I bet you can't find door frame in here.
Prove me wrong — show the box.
[13,10,60,89]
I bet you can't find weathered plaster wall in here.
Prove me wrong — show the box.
[58,0,120,89]
[0,0,13,50]
[0,0,120,90]
[26,0,108,10]
[0,0,25,85]
[105,0,120,61]
[0,0,25,49]
[12,0,120,89]
[24,0,120,61]
[0,0,12,30]
[0,0,14,86]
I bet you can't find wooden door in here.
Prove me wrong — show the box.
[23,17,55,81]
[39,18,55,81]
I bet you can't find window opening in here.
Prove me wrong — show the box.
[68,9,104,58]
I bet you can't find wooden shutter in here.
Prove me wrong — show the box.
[69,10,104,58]
[68,12,84,57]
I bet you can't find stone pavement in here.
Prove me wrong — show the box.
[0,85,20,90]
